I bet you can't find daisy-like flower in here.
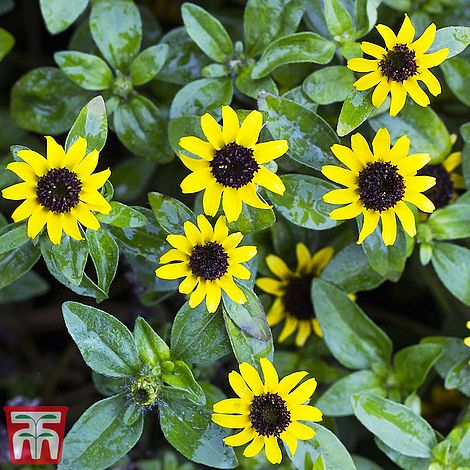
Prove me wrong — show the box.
[347,15,448,116]
[322,128,436,246]
[256,243,333,347]
[212,357,322,464]
[179,105,287,222]
[417,151,465,209]
[155,214,257,313]
[1,136,111,245]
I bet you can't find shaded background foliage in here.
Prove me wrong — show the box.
[0,0,469,469]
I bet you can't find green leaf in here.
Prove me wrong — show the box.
[432,242,470,306]
[11,67,90,135]
[169,78,233,119]
[244,0,305,57]
[201,63,229,78]
[352,394,437,458]
[313,279,392,369]
[59,395,143,470]
[0,271,48,304]
[337,89,374,136]
[252,32,336,79]
[158,27,211,85]
[159,397,237,469]
[316,370,385,417]
[97,202,148,228]
[370,100,451,164]
[134,317,170,367]
[62,301,142,377]
[0,221,29,254]
[223,310,273,371]
[289,423,356,470]
[355,0,380,38]
[235,62,278,99]
[0,27,14,61]
[148,192,195,235]
[162,361,205,405]
[451,425,470,466]
[269,174,340,230]
[39,0,88,34]
[428,202,470,240]
[441,57,470,106]
[86,229,119,295]
[92,372,125,397]
[375,438,431,470]
[428,26,470,59]
[321,243,384,293]
[54,51,113,90]
[89,0,142,71]
[171,301,231,364]
[181,3,233,63]
[445,359,470,390]
[0,242,40,289]
[228,199,276,235]
[394,344,443,392]
[260,94,339,171]
[41,235,88,286]
[114,94,172,162]
[323,0,354,38]
[130,44,169,86]
[303,66,355,105]
[65,96,108,153]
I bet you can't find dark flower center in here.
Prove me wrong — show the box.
[127,376,160,410]
[250,393,291,437]
[358,162,405,211]
[36,168,82,213]
[418,164,454,209]
[379,44,418,82]
[282,275,315,320]
[189,242,229,281]
[210,142,259,189]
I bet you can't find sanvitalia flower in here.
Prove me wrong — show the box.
[1,136,111,245]
[256,243,333,347]
[155,214,257,313]
[347,15,448,116]
[322,128,436,246]
[179,105,287,222]
[212,357,322,464]
[417,151,465,209]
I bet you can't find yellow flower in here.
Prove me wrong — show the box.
[179,105,288,222]
[155,214,257,313]
[347,15,448,116]
[322,128,436,246]
[418,151,465,209]
[256,243,333,347]
[465,321,470,350]
[212,357,322,465]
[1,136,111,245]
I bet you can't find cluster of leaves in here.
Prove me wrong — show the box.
[0,0,470,469]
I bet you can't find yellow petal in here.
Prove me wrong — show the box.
[323,188,360,205]
[266,298,285,326]
[389,136,411,164]
[218,274,247,304]
[381,209,397,246]
[361,41,387,59]
[403,191,435,213]
[347,58,379,72]
[311,246,334,275]
[155,262,188,279]
[372,128,391,159]
[236,110,263,148]
[321,165,357,187]
[196,214,214,241]
[213,398,248,414]
[17,149,49,176]
[180,168,214,193]
[296,242,312,274]
[222,187,243,222]
[253,167,285,195]
[27,205,48,239]
[442,152,462,173]
[205,281,222,313]
[390,81,407,116]
[278,371,309,397]
[201,113,224,150]
[222,105,239,144]
[256,277,284,295]
[179,274,198,294]
[260,357,279,392]
[253,140,288,164]
[418,69,441,96]
[288,421,315,440]
[313,318,323,337]
[46,136,66,168]
[70,203,100,230]
[230,245,257,264]
[6,162,37,182]
[229,263,251,280]
[397,153,430,175]
[295,321,311,347]
[213,215,229,242]
[357,210,380,244]
[62,213,83,240]
[406,175,436,192]
[397,14,415,44]
[167,234,193,254]
[372,79,390,108]
[79,191,112,213]
[266,254,292,279]
[239,362,264,394]
[239,183,272,210]
[179,153,210,171]
[2,182,36,200]
[279,316,298,342]
[183,220,203,245]
[291,404,323,422]
[353,71,382,91]
[65,137,87,169]
[403,79,430,107]
[243,435,264,458]
[330,144,363,172]
[189,279,207,308]
[11,198,39,222]
[329,201,364,220]
[223,428,255,447]
[211,413,249,429]
[417,48,449,69]
[376,24,397,49]
[394,201,416,237]
[203,183,223,217]
[288,377,317,404]
[74,150,99,178]
[179,136,215,160]
[228,370,253,400]
[46,212,63,245]
[351,133,374,165]
[411,23,436,55]
[264,436,282,464]
[160,248,189,264]
[222,232,243,250]
[82,169,111,190]
[280,430,298,456]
